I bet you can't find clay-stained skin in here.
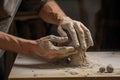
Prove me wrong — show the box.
[58,17,94,49]
[39,16,94,64]
[37,35,76,61]
[57,17,94,66]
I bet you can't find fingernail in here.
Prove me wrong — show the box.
[82,41,87,49]
[82,44,87,49]
[70,47,75,51]
[64,37,68,40]
[75,43,80,48]
[90,41,94,46]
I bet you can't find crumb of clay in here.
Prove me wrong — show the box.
[69,71,78,75]
[33,74,37,77]
[66,69,79,75]
[106,64,114,73]
[99,66,105,73]
[64,69,70,73]
[18,56,22,59]
[86,73,90,75]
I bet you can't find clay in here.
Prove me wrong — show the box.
[106,64,114,73]
[56,38,89,66]
[99,66,105,73]
[69,48,89,66]
[69,71,78,75]
[57,29,90,66]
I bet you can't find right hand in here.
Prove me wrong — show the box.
[58,17,94,49]
[31,35,77,61]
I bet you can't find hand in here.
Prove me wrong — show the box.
[32,35,77,61]
[58,17,94,49]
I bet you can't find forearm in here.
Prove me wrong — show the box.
[39,0,67,25]
[0,32,37,54]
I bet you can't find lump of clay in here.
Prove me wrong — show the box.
[106,64,114,73]
[99,66,105,73]
[57,30,90,66]
[69,48,89,66]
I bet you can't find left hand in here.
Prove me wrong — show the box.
[58,17,94,49]
[34,35,77,61]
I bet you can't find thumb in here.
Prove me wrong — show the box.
[57,26,68,37]
[46,35,68,43]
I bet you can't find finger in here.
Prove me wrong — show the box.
[38,39,55,49]
[47,42,77,59]
[80,22,94,47]
[47,41,75,54]
[65,23,80,47]
[54,46,75,53]
[49,45,77,58]
[46,35,68,43]
[59,50,78,58]
[74,21,87,49]
[57,26,67,37]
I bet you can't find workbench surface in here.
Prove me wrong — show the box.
[9,52,120,80]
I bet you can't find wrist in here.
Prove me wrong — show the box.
[59,16,72,25]
[19,39,38,55]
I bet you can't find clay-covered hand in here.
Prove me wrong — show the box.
[58,17,94,49]
[34,35,77,61]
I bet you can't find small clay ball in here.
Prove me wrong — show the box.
[99,66,105,73]
[106,64,114,73]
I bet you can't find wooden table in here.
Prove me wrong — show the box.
[9,52,120,80]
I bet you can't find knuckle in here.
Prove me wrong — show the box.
[85,28,90,33]
[80,35,84,39]
[49,35,55,38]
[70,29,76,35]
[79,29,84,35]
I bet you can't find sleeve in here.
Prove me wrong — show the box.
[0,0,11,20]
[0,0,22,57]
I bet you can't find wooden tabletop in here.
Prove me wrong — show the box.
[9,52,120,80]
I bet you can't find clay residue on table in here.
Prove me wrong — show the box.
[12,52,120,77]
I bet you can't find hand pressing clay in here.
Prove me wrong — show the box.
[37,35,77,61]
[55,39,89,66]
[57,22,94,66]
